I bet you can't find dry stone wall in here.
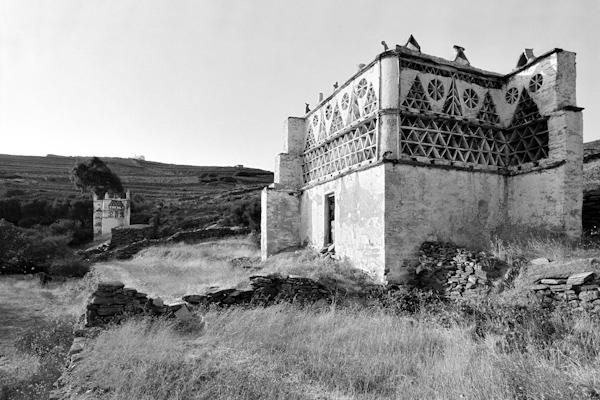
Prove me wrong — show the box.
[183,273,332,306]
[85,281,191,327]
[109,224,154,248]
[530,270,600,311]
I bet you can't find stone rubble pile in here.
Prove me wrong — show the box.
[183,273,332,306]
[85,281,192,327]
[531,271,600,310]
[416,241,507,298]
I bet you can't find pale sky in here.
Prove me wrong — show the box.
[1,0,598,170]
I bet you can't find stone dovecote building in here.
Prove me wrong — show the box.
[261,38,583,283]
[93,190,131,240]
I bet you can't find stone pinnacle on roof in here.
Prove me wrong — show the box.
[453,45,470,65]
[516,48,536,68]
[405,35,421,53]
[381,40,389,51]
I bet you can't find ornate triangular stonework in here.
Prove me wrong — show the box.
[348,90,361,123]
[510,88,541,127]
[442,77,462,116]
[402,75,431,112]
[305,126,316,150]
[477,91,500,124]
[330,103,344,134]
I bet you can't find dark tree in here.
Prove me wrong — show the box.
[69,157,124,198]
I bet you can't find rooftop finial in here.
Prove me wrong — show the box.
[305,103,310,113]
[333,82,339,90]
[453,45,469,65]
[357,63,366,71]
[515,48,535,68]
[381,41,389,51]
[405,35,421,53]
[318,92,324,102]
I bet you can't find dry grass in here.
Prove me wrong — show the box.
[92,236,260,302]
[92,236,378,302]
[0,275,94,399]
[68,304,600,400]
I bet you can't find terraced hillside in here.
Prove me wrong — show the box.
[0,153,273,230]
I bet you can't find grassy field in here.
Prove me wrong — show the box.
[5,236,600,399]
[0,153,273,203]
[0,275,94,399]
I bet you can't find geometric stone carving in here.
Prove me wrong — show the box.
[402,75,431,112]
[528,74,544,93]
[399,115,507,166]
[477,91,500,124]
[305,125,317,151]
[442,76,463,116]
[427,78,445,101]
[362,84,378,115]
[302,119,377,183]
[505,87,519,104]
[506,88,549,165]
[462,88,479,109]
[330,103,344,134]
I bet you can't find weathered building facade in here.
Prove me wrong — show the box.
[93,191,131,240]
[262,38,583,283]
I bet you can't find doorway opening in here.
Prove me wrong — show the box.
[325,194,335,246]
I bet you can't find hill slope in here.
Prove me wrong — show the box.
[0,154,273,202]
[0,154,273,231]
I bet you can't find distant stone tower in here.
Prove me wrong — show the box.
[93,190,131,240]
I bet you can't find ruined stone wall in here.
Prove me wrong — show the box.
[299,164,386,280]
[109,224,154,248]
[384,163,506,282]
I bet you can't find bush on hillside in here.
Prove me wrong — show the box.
[222,198,260,231]
[5,189,25,197]
[0,220,84,274]
[47,257,90,277]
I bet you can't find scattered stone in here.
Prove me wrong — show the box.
[530,284,549,291]
[567,272,595,286]
[540,278,566,285]
[530,258,550,266]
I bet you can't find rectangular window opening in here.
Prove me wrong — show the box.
[325,193,335,246]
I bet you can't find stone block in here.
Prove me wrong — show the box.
[531,258,550,266]
[567,272,595,286]
[530,284,549,291]
[540,279,566,285]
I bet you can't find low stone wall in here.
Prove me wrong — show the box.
[84,227,250,262]
[183,273,332,306]
[85,281,191,327]
[531,271,600,311]
[166,226,250,244]
[110,224,154,248]
[415,242,514,298]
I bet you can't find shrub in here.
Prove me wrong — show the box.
[0,198,21,223]
[5,189,25,197]
[0,220,85,274]
[222,198,260,231]
[47,257,90,277]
